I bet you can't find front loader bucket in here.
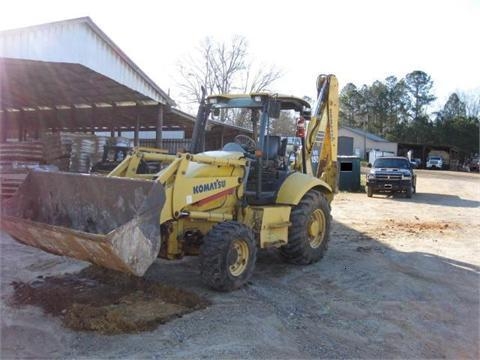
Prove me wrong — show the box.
[0,171,165,276]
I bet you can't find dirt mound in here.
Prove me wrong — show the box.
[384,219,460,234]
[9,266,209,334]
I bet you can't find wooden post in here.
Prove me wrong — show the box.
[110,104,116,137]
[134,114,140,147]
[0,110,7,142]
[19,110,25,141]
[34,109,43,139]
[70,106,78,132]
[53,106,60,133]
[91,105,96,135]
[156,104,164,149]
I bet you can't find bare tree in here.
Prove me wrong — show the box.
[458,91,480,119]
[176,36,282,119]
[240,64,283,93]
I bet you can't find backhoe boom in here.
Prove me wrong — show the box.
[304,74,339,191]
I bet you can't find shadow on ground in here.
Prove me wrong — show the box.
[367,191,479,208]
[409,192,480,207]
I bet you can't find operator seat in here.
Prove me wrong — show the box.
[245,135,289,205]
[263,135,281,160]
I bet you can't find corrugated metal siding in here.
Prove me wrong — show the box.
[0,19,168,105]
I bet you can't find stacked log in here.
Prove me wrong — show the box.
[0,139,62,198]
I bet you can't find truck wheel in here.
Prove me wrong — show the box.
[406,184,413,198]
[280,189,331,265]
[200,221,257,291]
[367,186,373,197]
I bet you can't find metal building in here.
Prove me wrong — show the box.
[339,126,398,160]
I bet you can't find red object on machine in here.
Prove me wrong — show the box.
[296,116,306,138]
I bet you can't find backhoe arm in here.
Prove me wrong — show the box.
[304,74,339,191]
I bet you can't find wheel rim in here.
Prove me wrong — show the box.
[228,239,249,276]
[307,209,326,248]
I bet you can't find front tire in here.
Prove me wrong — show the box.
[406,184,413,198]
[280,190,331,265]
[367,185,373,197]
[200,221,257,291]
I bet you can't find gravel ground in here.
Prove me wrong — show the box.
[1,169,479,359]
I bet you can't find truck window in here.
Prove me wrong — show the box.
[374,158,409,169]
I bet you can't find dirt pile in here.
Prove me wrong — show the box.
[9,266,209,334]
[384,219,460,234]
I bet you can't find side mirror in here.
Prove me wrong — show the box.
[213,108,220,116]
[268,101,281,118]
[367,163,372,168]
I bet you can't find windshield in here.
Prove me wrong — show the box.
[429,156,442,160]
[374,158,410,169]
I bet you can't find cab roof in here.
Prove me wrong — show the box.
[206,93,311,114]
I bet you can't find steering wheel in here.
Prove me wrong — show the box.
[234,134,256,152]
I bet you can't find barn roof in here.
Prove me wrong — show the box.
[0,16,174,109]
[0,17,251,139]
[341,126,392,143]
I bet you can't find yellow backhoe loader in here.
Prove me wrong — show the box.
[1,74,339,291]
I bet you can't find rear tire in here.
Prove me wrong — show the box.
[200,221,257,291]
[367,185,373,197]
[280,190,331,265]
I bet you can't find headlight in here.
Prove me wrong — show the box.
[402,173,411,179]
[368,174,376,180]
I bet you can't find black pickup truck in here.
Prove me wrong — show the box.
[366,156,416,198]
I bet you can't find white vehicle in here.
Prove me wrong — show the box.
[426,156,443,169]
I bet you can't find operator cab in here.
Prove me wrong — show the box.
[206,93,311,204]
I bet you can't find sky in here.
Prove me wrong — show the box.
[0,0,479,113]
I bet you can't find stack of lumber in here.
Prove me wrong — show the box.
[0,142,44,164]
[0,170,29,199]
[1,142,45,199]
[0,135,67,198]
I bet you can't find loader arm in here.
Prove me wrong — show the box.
[107,149,176,179]
[304,74,339,192]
